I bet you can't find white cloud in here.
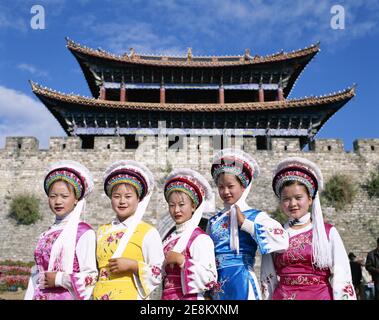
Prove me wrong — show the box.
[41,0,379,57]
[0,3,27,32]
[0,85,66,149]
[90,21,184,56]
[17,63,49,78]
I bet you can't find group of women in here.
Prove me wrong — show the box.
[24,148,356,300]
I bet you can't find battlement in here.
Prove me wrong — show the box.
[353,139,379,153]
[2,136,378,155]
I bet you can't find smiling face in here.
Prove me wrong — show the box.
[280,181,313,221]
[111,183,140,222]
[216,173,245,205]
[48,180,78,217]
[168,191,195,225]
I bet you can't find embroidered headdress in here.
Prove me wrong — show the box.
[272,157,322,199]
[103,161,150,199]
[211,148,259,188]
[164,169,211,208]
[44,160,93,200]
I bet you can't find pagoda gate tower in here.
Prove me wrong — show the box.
[31,38,355,151]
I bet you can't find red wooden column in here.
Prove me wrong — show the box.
[120,83,126,102]
[258,84,265,102]
[160,84,166,104]
[219,84,225,104]
[99,85,106,100]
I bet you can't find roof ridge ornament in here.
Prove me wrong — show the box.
[129,47,135,59]
[187,47,192,61]
[244,48,253,60]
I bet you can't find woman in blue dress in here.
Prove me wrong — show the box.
[207,148,289,300]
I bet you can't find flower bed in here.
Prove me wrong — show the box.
[0,260,32,292]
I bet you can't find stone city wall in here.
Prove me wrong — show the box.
[0,136,378,264]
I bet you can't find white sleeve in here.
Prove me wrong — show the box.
[260,253,279,300]
[180,234,218,295]
[133,228,164,299]
[24,265,39,300]
[55,229,98,300]
[329,227,356,300]
[240,211,289,254]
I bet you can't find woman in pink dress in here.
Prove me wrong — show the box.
[161,168,217,300]
[260,157,356,300]
[24,161,98,300]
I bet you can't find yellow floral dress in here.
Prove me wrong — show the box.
[93,219,164,300]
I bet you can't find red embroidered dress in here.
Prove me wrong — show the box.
[162,227,217,300]
[267,223,356,300]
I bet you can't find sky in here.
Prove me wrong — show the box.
[0,0,378,150]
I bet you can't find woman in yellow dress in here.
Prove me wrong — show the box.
[93,160,164,300]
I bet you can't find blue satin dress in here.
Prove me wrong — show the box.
[208,208,279,300]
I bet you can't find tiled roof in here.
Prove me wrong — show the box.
[30,81,355,112]
[66,37,320,68]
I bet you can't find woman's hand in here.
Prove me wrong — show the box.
[165,251,185,267]
[108,258,138,275]
[42,272,57,288]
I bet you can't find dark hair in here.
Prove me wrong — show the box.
[279,180,311,198]
[48,180,76,196]
[111,183,140,199]
[167,190,198,209]
[216,172,244,187]
[168,190,197,209]
[377,237,379,244]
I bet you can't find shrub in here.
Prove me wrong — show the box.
[9,194,41,225]
[362,169,379,199]
[322,174,356,211]
[268,207,288,226]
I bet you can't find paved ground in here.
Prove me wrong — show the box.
[0,289,25,300]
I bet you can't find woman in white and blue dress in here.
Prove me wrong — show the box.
[207,148,289,300]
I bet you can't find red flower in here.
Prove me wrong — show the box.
[273,228,284,235]
[84,276,93,286]
[101,294,110,300]
[151,266,161,276]
[115,232,124,239]
[343,284,354,296]
[107,235,114,243]
[100,269,109,278]
[206,281,222,293]
[221,222,229,229]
